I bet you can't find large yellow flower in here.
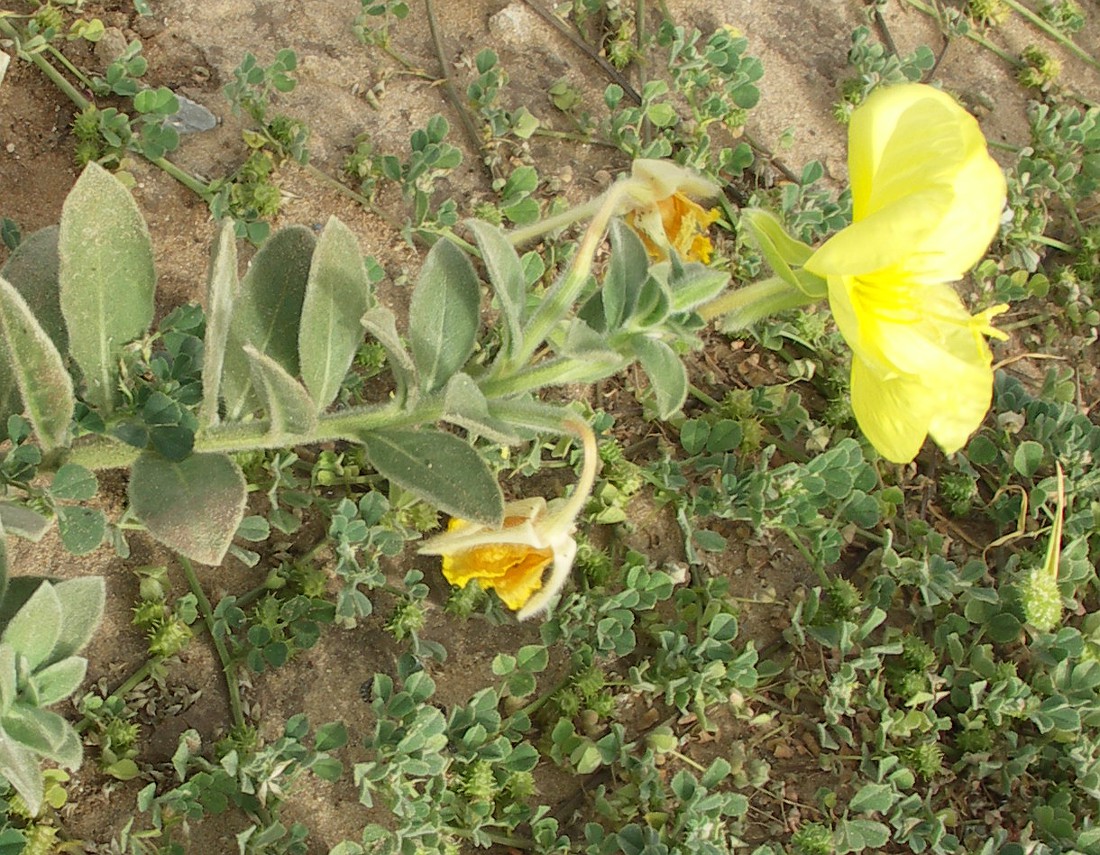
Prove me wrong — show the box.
[419,419,597,621]
[804,84,1008,463]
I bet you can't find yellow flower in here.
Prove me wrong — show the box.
[622,159,721,263]
[803,83,1008,464]
[419,419,597,621]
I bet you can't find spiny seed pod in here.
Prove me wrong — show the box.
[460,759,499,803]
[939,471,979,516]
[967,0,1010,25]
[1019,45,1062,89]
[955,726,994,753]
[791,821,835,855]
[147,615,193,658]
[818,578,863,623]
[899,634,937,672]
[34,5,64,32]
[904,741,945,780]
[1018,566,1062,632]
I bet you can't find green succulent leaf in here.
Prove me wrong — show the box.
[128,451,248,565]
[50,464,98,502]
[407,238,480,393]
[0,276,75,450]
[221,225,315,420]
[299,216,373,411]
[58,163,155,413]
[56,506,107,556]
[359,427,503,526]
[199,220,239,428]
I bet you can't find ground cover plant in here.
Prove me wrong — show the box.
[0,0,1098,852]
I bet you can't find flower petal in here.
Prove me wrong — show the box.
[849,356,934,464]
[807,84,1005,282]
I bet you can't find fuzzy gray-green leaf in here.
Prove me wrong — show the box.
[299,217,372,411]
[31,656,87,706]
[58,162,155,413]
[0,582,62,671]
[0,276,74,450]
[221,225,315,420]
[0,226,65,425]
[442,373,523,444]
[359,428,503,526]
[632,337,687,419]
[128,452,248,565]
[0,502,52,543]
[407,239,480,394]
[199,220,239,428]
[244,344,317,437]
[361,306,417,404]
[603,219,649,329]
[50,577,105,661]
[0,732,43,815]
[467,219,524,361]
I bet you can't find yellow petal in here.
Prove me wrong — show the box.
[441,542,553,611]
[807,84,1005,282]
[849,357,935,464]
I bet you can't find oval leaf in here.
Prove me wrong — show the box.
[467,219,524,361]
[221,226,315,420]
[243,344,317,437]
[0,582,62,671]
[632,336,687,419]
[407,239,479,393]
[359,428,503,526]
[58,163,155,413]
[299,217,373,411]
[0,277,74,450]
[128,451,248,565]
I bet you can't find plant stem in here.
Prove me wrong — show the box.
[74,657,162,734]
[697,276,819,326]
[506,194,605,246]
[1000,0,1100,71]
[179,556,246,732]
[300,162,404,232]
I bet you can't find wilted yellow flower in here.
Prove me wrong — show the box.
[622,159,721,263]
[419,419,597,621]
[804,83,1007,463]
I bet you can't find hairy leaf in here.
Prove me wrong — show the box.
[244,344,317,437]
[128,452,248,565]
[221,226,315,420]
[0,277,74,450]
[407,239,479,393]
[361,306,417,404]
[632,336,687,418]
[0,582,61,671]
[0,732,43,815]
[299,217,372,411]
[199,220,239,427]
[467,220,524,361]
[359,428,503,526]
[30,656,87,706]
[50,578,105,661]
[58,163,155,413]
